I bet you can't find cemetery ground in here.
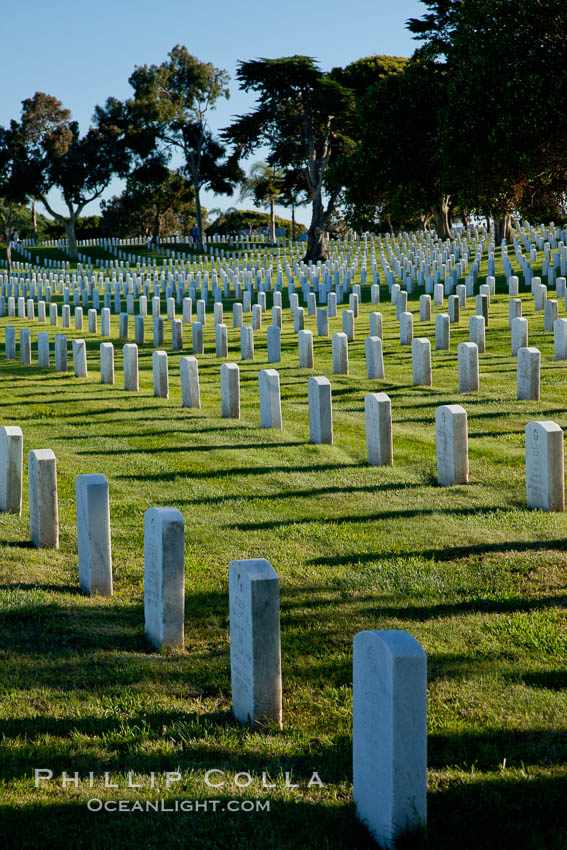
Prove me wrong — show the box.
[0,251,566,849]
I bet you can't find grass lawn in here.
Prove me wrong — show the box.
[0,244,566,849]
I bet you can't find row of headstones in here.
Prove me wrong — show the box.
[3,316,552,406]
[4,282,567,365]
[2,380,562,564]
[6,267,566,366]
[5,226,555,297]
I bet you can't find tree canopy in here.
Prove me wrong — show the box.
[110,45,242,249]
[223,56,355,261]
[8,92,130,258]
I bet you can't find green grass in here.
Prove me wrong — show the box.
[0,244,566,849]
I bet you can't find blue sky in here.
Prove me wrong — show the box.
[1,0,424,227]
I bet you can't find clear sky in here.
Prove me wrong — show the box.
[1,0,424,227]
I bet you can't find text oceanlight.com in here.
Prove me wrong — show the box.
[87,799,270,813]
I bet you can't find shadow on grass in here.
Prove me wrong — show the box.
[0,797,376,850]
[0,581,82,594]
[512,670,567,691]
[230,506,487,531]
[116,461,367,482]
[174,481,426,506]
[310,537,567,565]
[77,441,304,456]
[426,771,567,850]
[0,540,36,549]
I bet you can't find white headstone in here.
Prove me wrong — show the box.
[435,313,450,350]
[525,421,564,512]
[365,336,385,379]
[101,307,110,336]
[436,404,469,485]
[144,507,185,649]
[353,630,427,848]
[221,363,240,418]
[469,315,485,353]
[544,299,558,332]
[215,323,228,358]
[267,326,281,363]
[308,376,333,444]
[171,319,183,350]
[55,335,67,372]
[458,342,479,392]
[38,333,50,368]
[123,343,139,391]
[554,318,567,360]
[259,369,282,429]
[229,558,282,729]
[153,350,169,398]
[100,342,114,384]
[342,309,355,341]
[0,425,23,514]
[365,393,392,466]
[28,448,59,548]
[240,326,254,360]
[517,347,540,400]
[369,312,383,339]
[180,356,201,408]
[511,317,528,356]
[400,311,413,346]
[192,321,204,354]
[419,294,431,322]
[412,338,432,387]
[298,329,314,368]
[317,307,329,337]
[76,473,112,596]
[332,332,349,375]
[508,298,522,328]
[72,339,87,378]
[233,302,243,328]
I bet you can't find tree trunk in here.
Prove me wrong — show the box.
[6,237,12,275]
[494,214,513,243]
[291,203,296,242]
[63,215,79,260]
[269,197,276,245]
[151,209,160,244]
[431,195,451,240]
[193,179,204,251]
[303,183,328,263]
[32,200,38,243]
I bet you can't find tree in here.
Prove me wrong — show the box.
[103,158,194,242]
[14,92,129,259]
[0,124,30,272]
[123,45,241,250]
[239,162,284,244]
[329,54,408,95]
[223,56,354,262]
[408,0,567,241]
[345,58,453,238]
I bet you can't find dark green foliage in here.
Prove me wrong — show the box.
[223,56,355,260]
[110,45,242,248]
[101,160,196,241]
